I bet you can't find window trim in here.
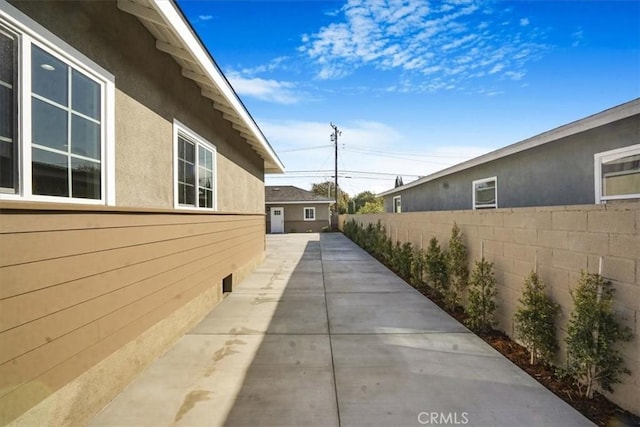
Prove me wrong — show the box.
[173,119,217,210]
[392,195,401,213]
[594,144,640,204]
[0,3,115,205]
[303,206,315,221]
[472,176,497,210]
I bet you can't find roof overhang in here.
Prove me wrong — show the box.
[378,98,640,197]
[266,201,333,205]
[117,0,285,174]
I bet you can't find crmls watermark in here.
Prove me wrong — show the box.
[417,411,469,425]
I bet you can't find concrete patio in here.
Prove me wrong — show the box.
[90,233,592,426]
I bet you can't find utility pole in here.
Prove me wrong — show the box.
[330,123,341,214]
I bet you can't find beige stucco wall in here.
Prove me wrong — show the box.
[10,1,265,213]
[341,203,640,415]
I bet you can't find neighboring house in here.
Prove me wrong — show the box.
[380,99,640,212]
[0,1,284,425]
[265,186,332,233]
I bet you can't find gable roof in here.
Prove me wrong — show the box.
[379,98,640,197]
[266,186,333,204]
[117,0,284,174]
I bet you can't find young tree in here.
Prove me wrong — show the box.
[446,223,468,310]
[424,237,448,298]
[358,199,384,214]
[466,257,497,333]
[514,271,560,365]
[311,181,350,214]
[563,272,633,398]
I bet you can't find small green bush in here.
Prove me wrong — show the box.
[514,271,560,365]
[562,272,633,398]
[466,257,497,333]
[410,248,426,290]
[446,223,468,310]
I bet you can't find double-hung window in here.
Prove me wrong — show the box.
[393,195,401,213]
[303,207,315,221]
[473,177,497,209]
[594,144,640,203]
[174,121,216,209]
[0,5,115,204]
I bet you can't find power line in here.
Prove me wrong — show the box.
[278,144,333,153]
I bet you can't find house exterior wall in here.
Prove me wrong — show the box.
[266,204,331,233]
[384,115,639,213]
[1,1,270,424]
[339,203,640,414]
[9,0,265,212]
[0,203,265,425]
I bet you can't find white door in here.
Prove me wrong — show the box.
[270,207,284,233]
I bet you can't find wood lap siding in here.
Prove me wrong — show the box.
[0,203,264,424]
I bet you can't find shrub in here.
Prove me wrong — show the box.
[424,237,448,298]
[562,272,633,398]
[514,271,560,365]
[410,248,426,290]
[446,223,468,310]
[466,257,497,333]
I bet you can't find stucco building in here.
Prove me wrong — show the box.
[265,185,332,233]
[380,99,640,212]
[0,0,284,424]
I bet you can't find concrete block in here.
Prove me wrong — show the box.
[493,227,514,243]
[483,239,503,257]
[478,226,494,240]
[503,242,537,262]
[481,211,504,227]
[552,210,587,231]
[552,249,588,272]
[513,228,537,246]
[537,229,568,249]
[588,210,636,234]
[567,231,609,255]
[504,210,552,230]
[609,233,640,259]
[513,259,536,277]
[602,256,636,285]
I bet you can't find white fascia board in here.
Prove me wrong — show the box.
[266,201,333,205]
[378,98,640,198]
[149,0,285,174]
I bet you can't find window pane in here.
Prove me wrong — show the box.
[0,140,13,189]
[178,182,186,205]
[199,188,212,208]
[184,162,195,186]
[185,183,195,205]
[32,97,68,151]
[71,114,100,160]
[0,30,16,190]
[71,158,100,199]
[602,154,640,196]
[199,167,213,190]
[205,149,213,170]
[32,148,68,196]
[179,136,195,163]
[72,70,100,120]
[475,181,496,206]
[32,45,68,105]
[0,30,15,85]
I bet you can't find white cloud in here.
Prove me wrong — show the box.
[198,15,213,21]
[227,72,302,104]
[261,118,494,195]
[299,0,548,92]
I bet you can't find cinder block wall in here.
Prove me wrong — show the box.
[340,202,639,415]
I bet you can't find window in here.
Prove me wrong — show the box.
[473,177,497,209]
[594,144,640,203]
[303,207,315,221]
[0,5,115,204]
[393,195,401,213]
[174,121,216,209]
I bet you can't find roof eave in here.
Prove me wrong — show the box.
[117,0,285,174]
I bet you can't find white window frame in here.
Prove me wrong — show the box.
[303,207,315,221]
[173,120,217,210]
[472,176,497,210]
[393,195,401,213]
[594,144,640,204]
[0,2,115,205]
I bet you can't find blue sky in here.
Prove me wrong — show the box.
[177,0,640,196]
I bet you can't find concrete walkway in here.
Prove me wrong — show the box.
[90,233,592,427]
